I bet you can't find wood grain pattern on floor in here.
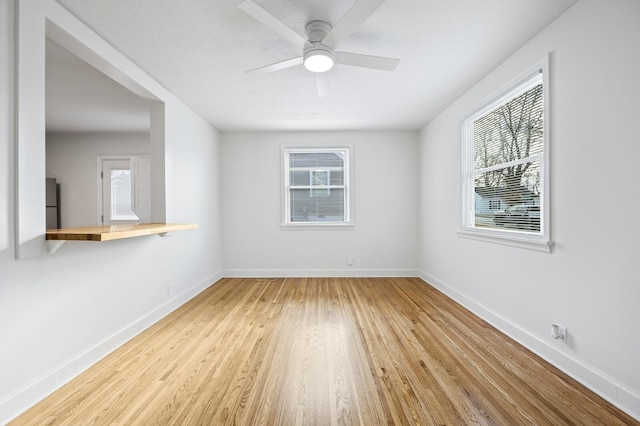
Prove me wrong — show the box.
[11,277,638,425]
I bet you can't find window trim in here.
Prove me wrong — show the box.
[281,146,354,230]
[458,55,553,253]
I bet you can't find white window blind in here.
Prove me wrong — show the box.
[284,148,349,225]
[461,64,551,250]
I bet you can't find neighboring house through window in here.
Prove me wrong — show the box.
[488,200,501,211]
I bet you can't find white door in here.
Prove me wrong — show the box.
[101,159,140,225]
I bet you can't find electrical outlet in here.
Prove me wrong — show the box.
[551,324,567,343]
[167,284,175,297]
[347,258,354,266]
[355,258,361,266]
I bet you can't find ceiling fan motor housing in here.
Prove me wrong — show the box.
[305,20,332,42]
[303,21,334,72]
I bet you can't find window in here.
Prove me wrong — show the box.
[99,156,151,225]
[101,159,139,225]
[283,148,351,227]
[109,167,137,221]
[461,59,551,251]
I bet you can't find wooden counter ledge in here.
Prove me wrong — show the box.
[46,223,198,242]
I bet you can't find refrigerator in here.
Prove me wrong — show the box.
[46,177,60,229]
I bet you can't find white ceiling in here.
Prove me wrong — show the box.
[49,0,577,133]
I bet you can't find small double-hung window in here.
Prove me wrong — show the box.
[283,148,351,227]
[461,58,552,251]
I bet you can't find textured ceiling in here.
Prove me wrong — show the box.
[50,0,577,132]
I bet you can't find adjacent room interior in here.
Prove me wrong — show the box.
[1,0,639,423]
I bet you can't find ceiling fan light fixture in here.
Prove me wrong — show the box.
[303,46,334,73]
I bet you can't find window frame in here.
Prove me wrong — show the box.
[97,155,146,226]
[281,146,354,230]
[458,56,553,252]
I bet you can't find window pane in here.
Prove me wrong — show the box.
[290,188,344,222]
[290,152,344,168]
[290,170,308,186]
[110,169,138,220]
[290,153,317,168]
[311,170,329,186]
[474,160,541,232]
[318,189,344,218]
[330,170,344,186]
[316,152,344,167]
[473,84,544,171]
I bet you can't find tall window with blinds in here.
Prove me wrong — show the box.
[283,148,350,225]
[461,64,550,248]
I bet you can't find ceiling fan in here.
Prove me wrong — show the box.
[238,0,400,94]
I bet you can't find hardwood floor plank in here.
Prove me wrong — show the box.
[10,277,638,426]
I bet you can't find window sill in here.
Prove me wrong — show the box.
[457,228,554,253]
[281,222,355,231]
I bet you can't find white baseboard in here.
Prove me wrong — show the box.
[222,268,419,278]
[0,272,223,425]
[419,271,640,422]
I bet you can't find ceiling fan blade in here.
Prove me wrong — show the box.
[239,0,309,49]
[334,51,399,71]
[315,73,329,97]
[246,56,303,74]
[321,0,387,50]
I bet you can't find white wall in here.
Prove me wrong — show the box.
[222,131,419,276]
[4,0,638,421]
[418,0,640,418]
[0,1,223,422]
[46,132,150,228]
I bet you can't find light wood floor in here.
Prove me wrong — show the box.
[12,277,637,425]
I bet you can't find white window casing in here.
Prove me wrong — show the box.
[282,147,354,230]
[459,55,553,252]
